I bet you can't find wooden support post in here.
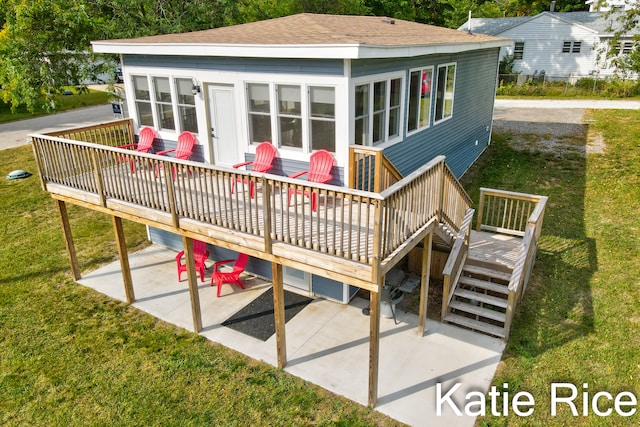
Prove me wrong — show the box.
[418,231,433,336]
[112,215,135,303]
[272,262,287,368]
[368,284,381,408]
[55,199,81,280]
[182,236,203,333]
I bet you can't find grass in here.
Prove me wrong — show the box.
[0,147,402,425]
[463,110,640,425]
[1,108,638,425]
[0,89,111,124]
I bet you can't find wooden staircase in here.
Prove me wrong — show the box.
[443,259,513,338]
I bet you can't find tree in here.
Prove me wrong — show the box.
[600,0,640,75]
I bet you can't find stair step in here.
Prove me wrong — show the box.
[462,264,512,282]
[449,301,507,323]
[453,289,509,308]
[444,313,506,338]
[459,276,509,295]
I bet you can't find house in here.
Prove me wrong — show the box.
[460,10,639,79]
[91,13,510,303]
[586,0,635,11]
[31,13,548,408]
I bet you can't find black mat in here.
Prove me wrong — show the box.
[221,288,313,341]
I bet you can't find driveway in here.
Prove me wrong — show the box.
[0,104,116,151]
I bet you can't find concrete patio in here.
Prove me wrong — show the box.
[79,244,505,426]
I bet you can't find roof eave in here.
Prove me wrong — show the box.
[91,39,512,59]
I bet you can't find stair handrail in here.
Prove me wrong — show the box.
[441,208,475,320]
[503,196,548,337]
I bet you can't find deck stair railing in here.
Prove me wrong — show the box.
[442,188,547,339]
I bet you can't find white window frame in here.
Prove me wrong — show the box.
[562,41,582,54]
[129,73,201,136]
[514,41,525,60]
[434,62,456,125]
[407,66,434,136]
[351,71,405,148]
[245,81,337,154]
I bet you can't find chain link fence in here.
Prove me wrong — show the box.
[497,73,640,97]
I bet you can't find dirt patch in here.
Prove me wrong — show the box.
[492,107,604,157]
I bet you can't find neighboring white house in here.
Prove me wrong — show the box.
[460,10,639,79]
[586,0,636,12]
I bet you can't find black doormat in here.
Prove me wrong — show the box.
[221,288,313,341]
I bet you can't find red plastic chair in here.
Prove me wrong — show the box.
[176,240,210,283]
[232,142,277,198]
[288,150,335,211]
[155,131,196,179]
[211,253,249,297]
[118,127,156,173]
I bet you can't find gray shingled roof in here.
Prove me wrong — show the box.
[99,13,504,46]
[461,11,639,36]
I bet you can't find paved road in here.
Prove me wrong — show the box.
[0,104,116,151]
[1,99,638,152]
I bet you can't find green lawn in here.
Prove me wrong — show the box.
[1,109,638,425]
[0,89,111,124]
[0,148,402,425]
[466,110,640,426]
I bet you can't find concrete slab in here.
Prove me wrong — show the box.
[79,245,505,426]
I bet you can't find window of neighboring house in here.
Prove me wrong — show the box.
[153,77,175,130]
[354,74,403,146]
[514,42,525,60]
[407,67,433,133]
[175,78,198,133]
[309,86,336,152]
[247,83,272,144]
[434,63,456,124]
[615,41,634,54]
[247,83,336,152]
[133,75,153,126]
[562,41,582,53]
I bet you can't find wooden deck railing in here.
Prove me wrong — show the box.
[31,124,472,288]
[348,146,403,192]
[503,194,547,337]
[476,187,542,236]
[45,118,135,147]
[441,208,475,319]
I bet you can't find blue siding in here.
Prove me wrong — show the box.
[148,228,272,279]
[352,49,500,178]
[124,55,344,76]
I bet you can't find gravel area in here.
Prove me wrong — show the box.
[492,105,604,156]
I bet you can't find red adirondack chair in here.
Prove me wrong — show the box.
[232,141,277,198]
[175,240,210,283]
[211,253,249,297]
[118,127,156,173]
[155,131,196,179]
[288,150,335,211]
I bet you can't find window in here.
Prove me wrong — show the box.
[407,67,433,133]
[309,87,335,152]
[176,78,197,133]
[277,85,302,149]
[247,83,272,144]
[354,74,403,146]
[133,75,153,126]
[615,41,634,54]
[514,42,525,60]
[562,41,581,53]
[246,83,336,152]
[434,63,456,123]
[154,77,175,130]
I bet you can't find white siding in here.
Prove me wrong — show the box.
[499,14,599,77]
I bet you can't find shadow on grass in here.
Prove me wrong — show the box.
[462,116,596,358]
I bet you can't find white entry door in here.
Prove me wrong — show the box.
[207,85,240,167]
